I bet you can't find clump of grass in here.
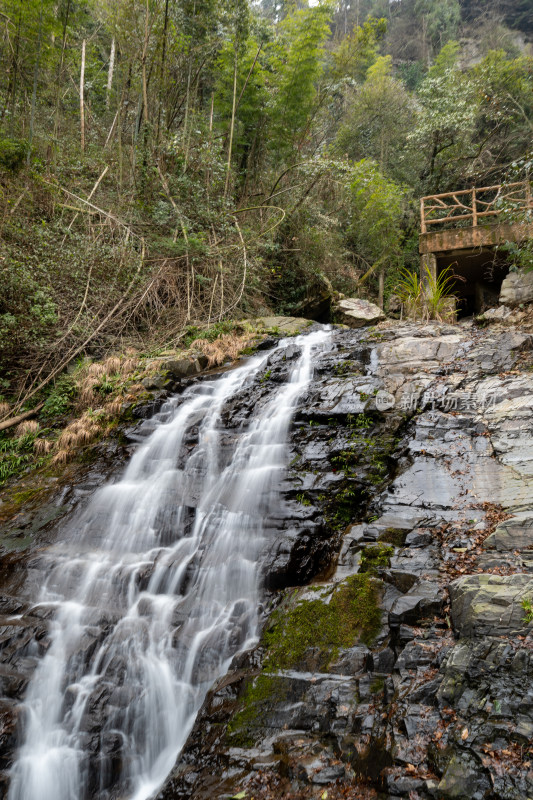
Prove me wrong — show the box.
[33,438,52,455]
[15,420,39,437]
[52,412,102,464]
[522,597,533,624]
[191,333,253,367]
[397,265,461,322]
[77,355,140,409]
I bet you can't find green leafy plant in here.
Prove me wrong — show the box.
[397,265,459,321]
[522,597,533,624]
[41,375,77,418]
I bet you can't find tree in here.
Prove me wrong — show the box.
[345,158,407,305]
[335,54,415,182]
[266,0,333,160]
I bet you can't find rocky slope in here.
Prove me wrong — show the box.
[156,320,533,800]
[1,318,533,800]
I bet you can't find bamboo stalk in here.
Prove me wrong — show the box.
[106,38,115,108]
[80,39,86,153]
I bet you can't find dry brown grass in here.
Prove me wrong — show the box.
[120,358,138,375]
[78,376,100,407]
[33,438,53,455]
[104,397,124,417]
[16,420,40,437]
[191,334,252,368]
[56,413,101,458]
[103,356,121,375]
[87,362,107,378]
[52,449,69,466]
[0,402,10,418]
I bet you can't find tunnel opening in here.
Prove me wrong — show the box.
[436,248,510,318]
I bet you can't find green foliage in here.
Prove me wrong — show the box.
[415,0,461,51]
[347,159,407,275]
[0,138,29,171]
[267,1,333,158]
[522,597,533,624]
[331,16,387,81]
[41,375,77,417]
[0,430,46,485]
[335,57,415,182]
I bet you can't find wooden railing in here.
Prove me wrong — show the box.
[420,180,532,233]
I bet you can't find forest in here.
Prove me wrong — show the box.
[0,0,532,416]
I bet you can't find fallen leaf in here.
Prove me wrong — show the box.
[461,728,469,740]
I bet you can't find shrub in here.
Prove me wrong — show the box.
[0,137,29,172]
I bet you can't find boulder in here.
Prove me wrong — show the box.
[476,305,512,323]
[483,511,533,552]
[499,270,533,307]
[334,298,386,328]
[449,573,533,637]
[254,316,313,335]
[437,753,492,800]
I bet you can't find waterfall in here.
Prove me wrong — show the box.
[8,328,332,800]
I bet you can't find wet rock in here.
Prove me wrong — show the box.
[389,580,444,626]
[141,375,169,390]
[483,511,533,551]
[437,753,491,800]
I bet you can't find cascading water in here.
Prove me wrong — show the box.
[8,328,332,800]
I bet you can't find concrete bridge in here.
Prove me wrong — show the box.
[419,181,533,314]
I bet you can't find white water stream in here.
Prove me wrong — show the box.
[8,328,331,800]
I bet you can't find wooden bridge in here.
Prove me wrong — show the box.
[418,180,533,313]
[420,180,532,254]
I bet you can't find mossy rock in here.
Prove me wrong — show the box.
[378,527,408,547]
[264,575,383,673]
[359,543,394,574]
[226,576,384,747]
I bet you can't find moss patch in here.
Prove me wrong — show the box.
[264,575,382,672]
[359,543,393,574]
[378,527,407,546]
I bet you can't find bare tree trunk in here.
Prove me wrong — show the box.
[141,0,150,126]
[378,268,385,309]
[224,54,238,199]
[53,0,71,140]
[156,0,170,144]
[28,0,44,161]
[106,38,115,108]
[80,39,86,153]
